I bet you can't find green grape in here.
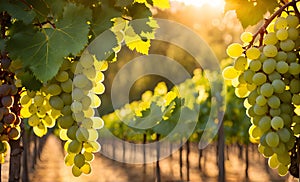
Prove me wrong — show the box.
[83,151,94,162]
[73,74,89,89]
[278,91,292,103]
[288,27,299,40]
[76,127,89,142]
[258,116,271,132]
[266,131,279,147]
[260,83,274,97]
[263,59,276,74]
[281,113,292,126]
[72,165,82,177]
[277,151,290,166]
[267,95,281,108]
[289,79,300,94]
[74,153,85,168]
[274,51,287,61]
[293,123,300,134]
[271,116,284,130]
[277,164,288,176]
[87,129,98,141]
[33,122,47,137]
[60,93,72,105]
[67,125,78,140]
[226,43,244,58]
[61,105,72,115]
[243,70,255,83]
[249,60,261,71]
[274,17,288,29]
[276,29,288,40]
[253,104,268,115]
[263,45,278,57]
[268,154,279,169]
[286,52,297,63]
[28,114,40,127]
[279,103,293,115]
[80,52,94,69]
[82,118,93,129]
[89,93,101,108]
[83,67,96,79]
[289,62,300,75]
[276,61,289,74]
[55,70,69,83]
[272,142,286,155]
[240,32,253,43]
[20,95,31,105]
[71,101,83,113]
[277,128,290,143]
[68,140,82,154]
[269,108,281,117]
[292,94,300,105]
[256,95,267,106]
[235,85,249,98]
[80,162,92,174]
[91,117,104,129]
[286,15,299,27]
[81,96,92,110]
[57,115,74,129]
[46,84,62,96]
[64,153,75,166]
[264,33,278,45]
[60,79,73,93]
[42,115,55,128]
[280,39,295,52]
[83,141,100,153]
[72,111,85,122]
[92,83,105,95]
[261,145,274,157]
[252,73,267,86]
[268,71,282,82]
[49,96,64,110]
[72,88,84,101]
[246,47,260,60]
[33,95,44,107]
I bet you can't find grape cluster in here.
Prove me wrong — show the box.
[223,13,300,176]
[20,90,60,137]
[0,57,21,163]
[49,52,106,177]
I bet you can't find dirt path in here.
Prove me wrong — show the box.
[29,135,297,182]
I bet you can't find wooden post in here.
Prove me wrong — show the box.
[8,139,22,182]
[218,121,225,182]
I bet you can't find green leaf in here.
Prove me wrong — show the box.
[128,3,152,34]
[88,30,118,61]
[225,0,278,28]
[0,0,36,24]
[18,71,43,91]
[7,3,91,83]
[92,0,122,36]
[25,0,50,20]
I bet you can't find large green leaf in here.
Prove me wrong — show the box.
[91,0,122,36]
[225,0,278,28]
[0,0,36,24]
[7,3,92,83]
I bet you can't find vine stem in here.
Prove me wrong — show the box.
[247,0,300,49]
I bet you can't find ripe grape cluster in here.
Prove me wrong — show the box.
[0,57,21,163]
[223,11,300,176]
[49,52,106,177]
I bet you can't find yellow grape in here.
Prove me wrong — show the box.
[222,66,240,80]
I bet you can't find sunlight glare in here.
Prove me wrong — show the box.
[171,0,225,10]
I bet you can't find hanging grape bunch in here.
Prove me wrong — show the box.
[0,56,21,163]
[223,1,300,177]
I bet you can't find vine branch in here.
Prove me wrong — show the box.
[246,0,300,49]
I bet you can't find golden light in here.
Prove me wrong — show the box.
[171,0,225,10]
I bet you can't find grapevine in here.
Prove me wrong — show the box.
[223,0,300,177]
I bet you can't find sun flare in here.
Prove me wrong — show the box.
[171,0,225,10]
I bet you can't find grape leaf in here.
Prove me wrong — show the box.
[88,30,118,61]
[0,0,36,24]
[7,3,91,83]
[225,0,278,28]
[18,71,43,91]
[91,0,122,36]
